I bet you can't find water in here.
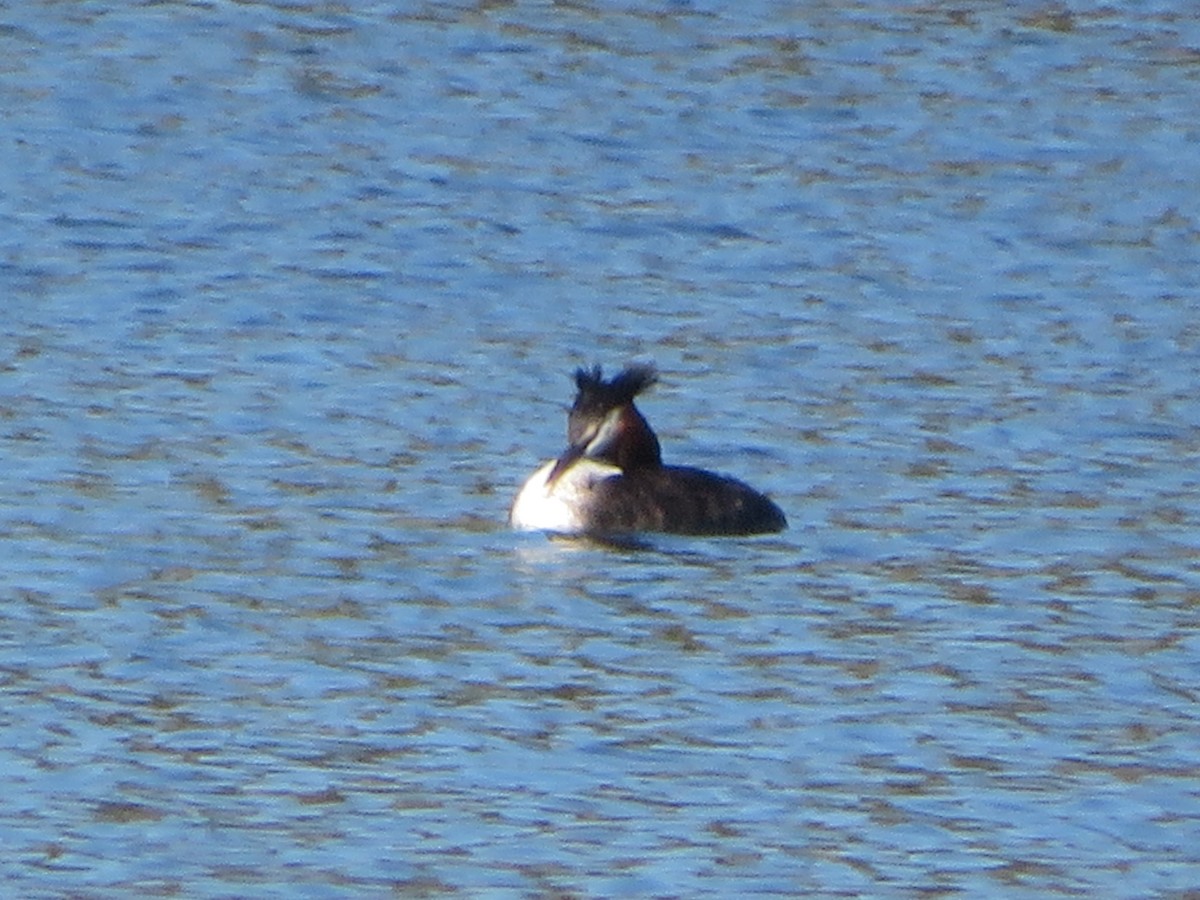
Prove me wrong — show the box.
[3,2,1200,897]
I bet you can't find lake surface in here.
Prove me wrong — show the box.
[3,2,1200,897]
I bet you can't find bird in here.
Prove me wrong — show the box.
[510,364,786,536]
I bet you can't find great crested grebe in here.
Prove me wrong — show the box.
[509,364,786,536]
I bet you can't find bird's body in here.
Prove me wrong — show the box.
[510,365,785,537]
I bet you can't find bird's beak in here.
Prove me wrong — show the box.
[545,442,586,488]
[544,407,621,488]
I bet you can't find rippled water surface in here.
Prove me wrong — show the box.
[3,2,1200,897]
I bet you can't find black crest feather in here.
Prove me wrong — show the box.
[572,364,657,411]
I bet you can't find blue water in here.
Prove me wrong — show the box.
[3,2,1200,897]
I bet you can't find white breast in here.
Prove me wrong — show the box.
[509,458,621,533]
